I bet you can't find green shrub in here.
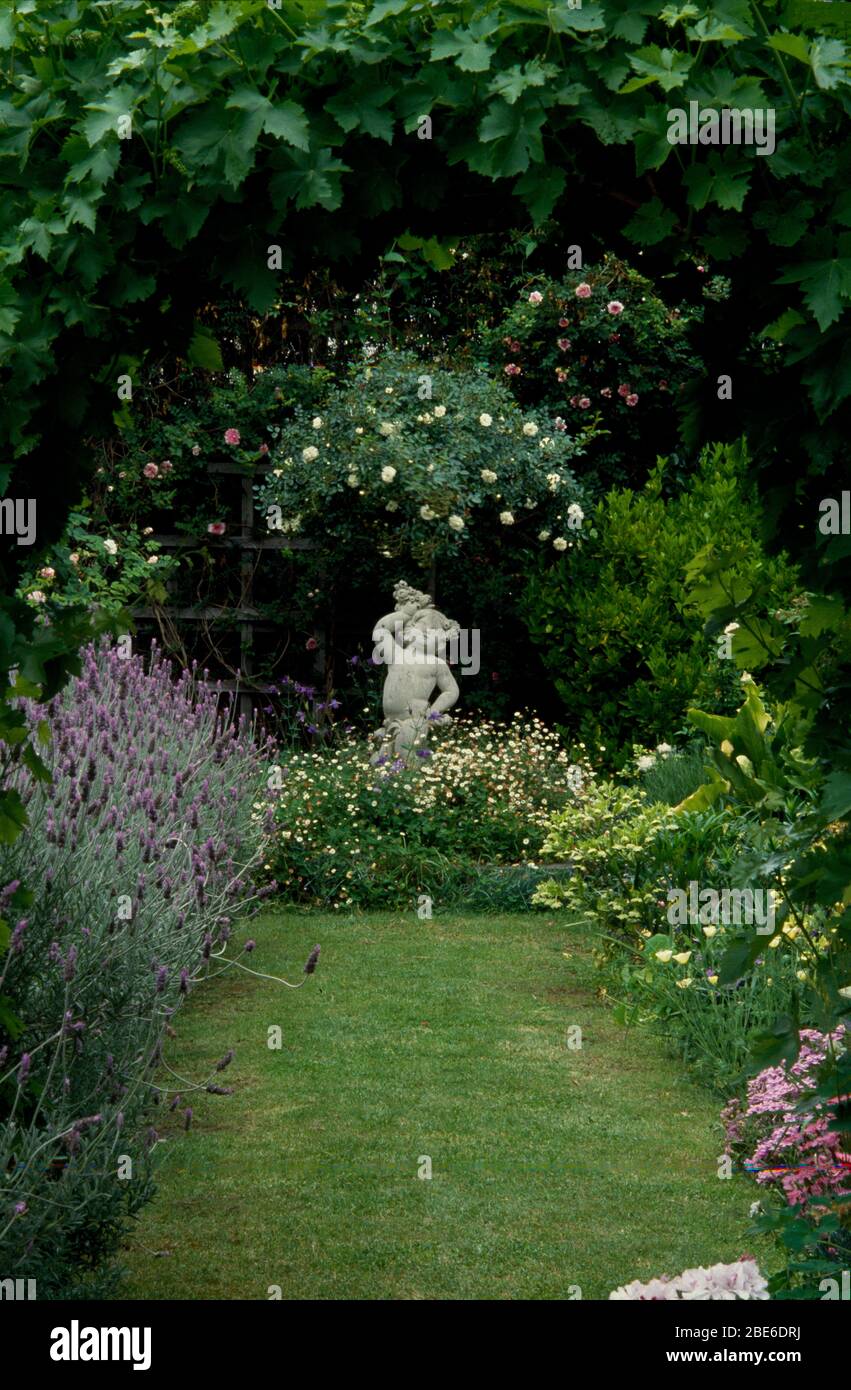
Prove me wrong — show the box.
[613,929,803,1096]
[522,440,799,759]
[532,758,817,1092]
[630,741,715,808]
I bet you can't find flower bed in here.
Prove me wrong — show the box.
[0,642,275,1296]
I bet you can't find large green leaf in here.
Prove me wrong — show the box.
[225,89,310,151]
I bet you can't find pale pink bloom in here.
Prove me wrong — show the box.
[557,338,571,352]
[617,384,630,398]
[39,567,55,580]
[607,300,624,316]
[609,1277,678,1301]
[578,397,591,409]
[626,393,639,407]
[600,388,612,398]
[224,428,241,446]
[258,443,269,454]
[504,363,521,376]
[191,445,202,456]
[161,460,172,472]
[558,317,569,328]
[528,290,543,304]
[207,522,227,536]
[143,463,159,479]
[574,283,592,299]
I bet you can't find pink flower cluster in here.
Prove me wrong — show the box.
[609,1259,769,1301]
[723,1027,850,1212]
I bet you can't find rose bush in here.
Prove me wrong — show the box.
[483,255,702,488]
[254,349,593,573]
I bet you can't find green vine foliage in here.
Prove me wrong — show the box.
[2,0,851,493]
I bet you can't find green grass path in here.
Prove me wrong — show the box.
[117,911,763,1300]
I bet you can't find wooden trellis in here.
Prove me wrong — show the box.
[131,459,320,720]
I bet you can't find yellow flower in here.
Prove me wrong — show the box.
[702,925,717,938]
[676,977,694,989]
[673,951,691,964]
[655,949,673,962]
[707,974,718,985]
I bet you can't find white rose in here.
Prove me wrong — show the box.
[433,405,446,418]
[479,413,493,427]
[104,538,118,555]
[522,422,539,437]
[552,537,567,551]
[302,445,319,462]
[420,505,436,521]
[448,515,464,531]
[381,466,397,482]
[378,422,394,437]
[311,416,323,429]
[538,530,551,541]
[481,469,497,483]
[499,511,514,526]
[547,473,561,491]
[347,473,359,487]
[385,501,399,513]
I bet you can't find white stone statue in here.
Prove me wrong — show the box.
[370,581,460,767]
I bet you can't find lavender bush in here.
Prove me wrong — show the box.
[0,641,277,1297]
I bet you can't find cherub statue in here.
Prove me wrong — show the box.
[370,581,460,767]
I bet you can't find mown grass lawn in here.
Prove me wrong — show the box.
[117,910,767,1300]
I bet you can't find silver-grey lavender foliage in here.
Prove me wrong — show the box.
[0,640,276,1296]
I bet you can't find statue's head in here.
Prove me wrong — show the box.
[393,580,431,613]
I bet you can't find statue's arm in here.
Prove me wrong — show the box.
[429,659,460,716]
